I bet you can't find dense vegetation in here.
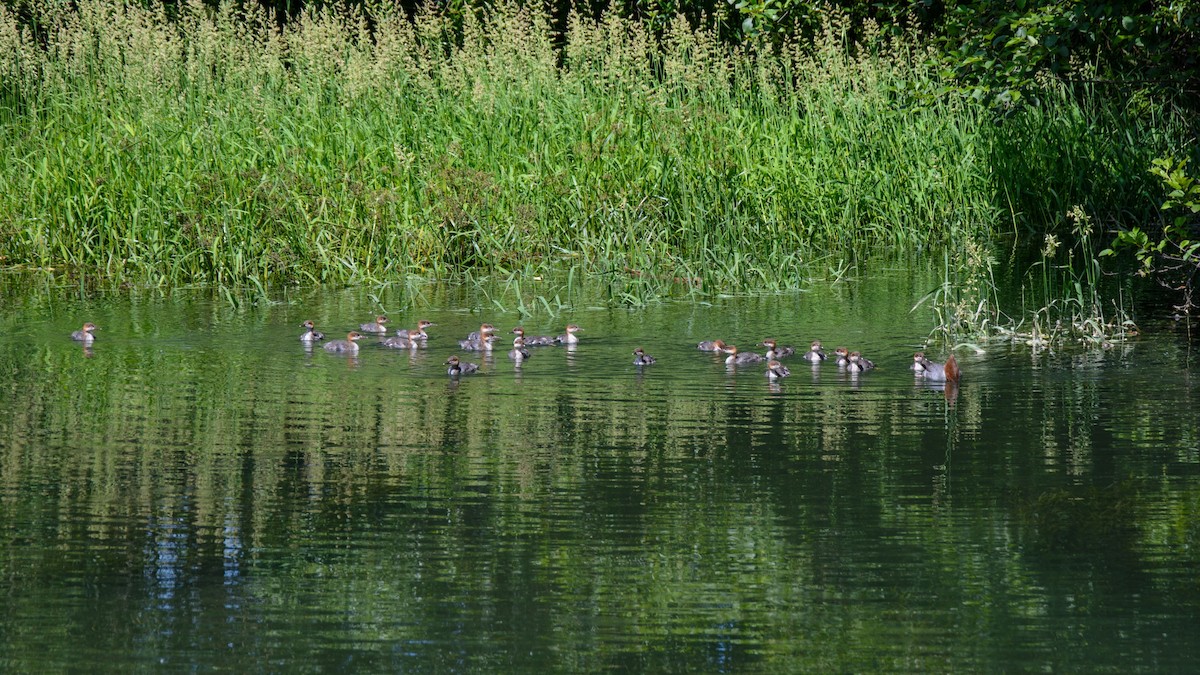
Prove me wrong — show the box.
[0,0,1195,311]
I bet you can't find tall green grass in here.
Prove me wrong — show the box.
[0,0,1189,293]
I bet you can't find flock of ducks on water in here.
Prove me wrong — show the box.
[69,317,961,383]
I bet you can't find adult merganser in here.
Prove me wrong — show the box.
[71,323,98,342]
[913,352,961,382]
[299,320,325,342]
[359,315,389,333]
[511,326,557,346]
[801,340,826,362]
[846,351,875,373]
[445,355,479,376]
[459,324,497,350]
[324,331,364,353]
[697,339,727,352]
[632,348,656,365]
[760,339,797,359]
[721,344,766,365]
[765,360,791,379]
[556,324,583,345]
[395,320,435,340]
[508,336,532,362]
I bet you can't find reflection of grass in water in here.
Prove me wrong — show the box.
[1,0,1003,292]
[1019,483,1139,553]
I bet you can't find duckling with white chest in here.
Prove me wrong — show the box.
[760,339,796,359]
[721,344,766,365]
[632,348,656,365]
[299,320,324,342]
[445,355,480,376]
[71,322,98,343]
[765,360,791,379]
[508,336,532,362]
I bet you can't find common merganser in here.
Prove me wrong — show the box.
[395,320,435,340]
[801,340,826,363]
[846,351,875,373]
[508,336,532,362]
[511,326,557,346]
[460,324,497,351]
[913,352,961,382]
[299,320,325,342]
[324,331,364,353]
[833,347,850,366]
[721,344,766,365]
[760,339,797,359]
[697,339,726,352]
[71,323,98,342]
[381,335,419,349]
[359,315,389,333]
[765,360,791,379]
[556,324,583,345]
[445,355,479,376]
[632,348,656,365]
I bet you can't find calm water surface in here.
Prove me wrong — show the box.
[1,272,1198,671]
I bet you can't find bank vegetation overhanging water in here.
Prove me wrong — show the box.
[0,0,1196,332]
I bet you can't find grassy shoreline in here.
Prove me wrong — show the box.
[0,0,1191,295]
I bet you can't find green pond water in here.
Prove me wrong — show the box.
[1,270,1198,671]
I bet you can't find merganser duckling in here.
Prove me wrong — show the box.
[71,322,98,342]
[833,347,850,366]
[359,315,389,333]
[395,320,435,340]
[508,336,532,362]
[801,340,826,362]
[511,326,557,346]
[459,324,497,350]
[381,335,419,349]
[445,355,479,376]
[722,344,766,365]
[324,331,364,353]
[632,348,656,365]
[846,351,875,373]
[760,339,797,359]
[765,360,791,379]
[556,324,583,345]
[913,352,961,382]
[299,320,325,342]
[697,339,727,352]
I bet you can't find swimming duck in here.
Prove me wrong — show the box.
[459,324,497,351]
[324,331,364,354]
[71,322,98,342]
[508,336,532,362]
[632,348,656,365]
[913,352,961,382]
[381,335,419,349]
[846,351,875,373]
[359,315,389,333]
[760,339,797,359]
[299,320,325,342]
[395,320,435,340]
[721,344,766,365]
[833,347,850,366]
[801,340,826,363]
[697,339,727,352]
[445,355,479,376]
[511,326,557,346]
[765,360,791,379]
[556,324,583,345]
